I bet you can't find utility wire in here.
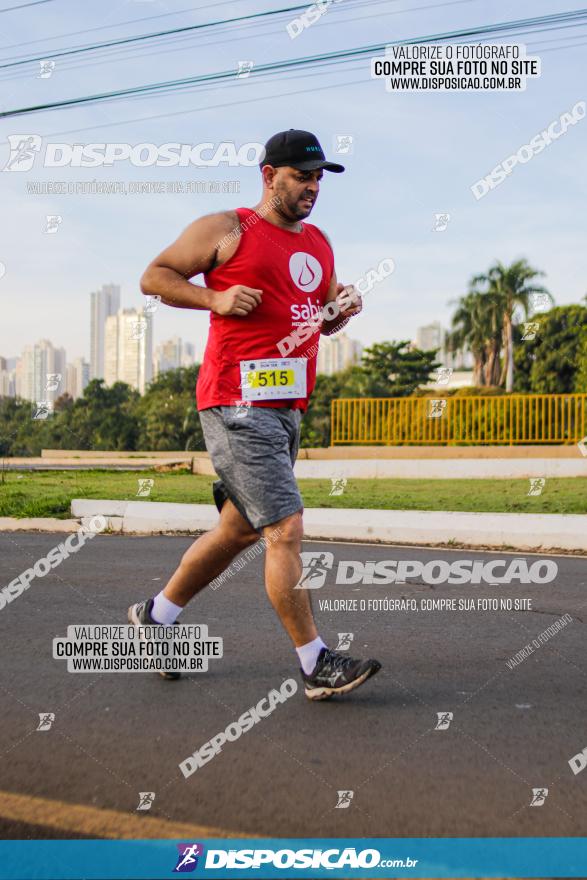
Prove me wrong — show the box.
[0,2,329,68]
[4,72,370,140]
[0,28,580,141]
[0,0,476,84]
[2,10,586,119]
[0,0,255,50]
[3,1,583,69]
[0,0,415,74]
[0,0,407,66]
[0,0,54,12]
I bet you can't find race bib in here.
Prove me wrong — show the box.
[240,358,307,400]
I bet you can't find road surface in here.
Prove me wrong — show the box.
[1,532,586,842]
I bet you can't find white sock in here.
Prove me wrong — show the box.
[151,591,183,625]
[296,636,327,675]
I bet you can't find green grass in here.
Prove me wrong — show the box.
[0,469,585,518]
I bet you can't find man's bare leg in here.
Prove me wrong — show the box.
[127,499,259,678]
[263,510,318,648]
[162,498,259,607]
[262,510,381,699]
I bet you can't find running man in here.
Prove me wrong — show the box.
[128,129,381,700]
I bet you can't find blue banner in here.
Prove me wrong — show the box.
[0,837,585,879]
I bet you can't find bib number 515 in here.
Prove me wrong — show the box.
[249,369,292,388]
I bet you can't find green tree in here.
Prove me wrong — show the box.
[136,365,204,451]
[574,329,587,393]
[0,396,51,457]
[448,290,503,386]
[58,379,141,450]
[301,366,365,447]
[513,304,587,393]
[301,373,340,447]
[360,341,440,397]
[448,260,552,390]
[469,260,551,391]
[148,364,200,396]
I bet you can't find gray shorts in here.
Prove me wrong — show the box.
[198,405,304,532]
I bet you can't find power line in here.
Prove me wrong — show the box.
[0,0,401,67]
[2,9,586,119]
[0,0,398,75]
[0,32,581,141]
[539,38,587,51]
[5,71,370,140]
[0,0,475,84]
[0,0,254,51]
[0,2,314,68]
[0,0,54,12]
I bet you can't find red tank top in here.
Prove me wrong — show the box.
[196,207,334,412]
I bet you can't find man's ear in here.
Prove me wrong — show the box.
[261,165,277,188]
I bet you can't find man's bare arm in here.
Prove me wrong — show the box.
[320,270,362,336]
[316,229,361,336]
[140,211,262,317]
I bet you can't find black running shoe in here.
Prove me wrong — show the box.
[301,647,381,700]
[127,598,181,680]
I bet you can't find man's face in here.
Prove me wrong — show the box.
[270,166,323,220]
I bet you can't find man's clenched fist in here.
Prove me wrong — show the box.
[212,285,263,316]
[335,283,362,317]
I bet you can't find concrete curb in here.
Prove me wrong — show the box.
[2,502,584,553]
[302,508,587,552]
[0,517,81,533]
[62,500,587,553]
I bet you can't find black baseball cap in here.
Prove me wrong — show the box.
[259,129,345,173]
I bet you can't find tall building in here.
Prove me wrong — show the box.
[0,368,14,397]
[104,308,153,394]
[317,332,362,376]
[415,321,445,354]
[153,337,197,377]
[16,339,67,402]
[181,341,197,367]
[414,320,473,369]
[154,336,182,376]
[90,283,120,379]
[65,358,90,399]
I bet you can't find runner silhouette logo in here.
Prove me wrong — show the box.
[295,551,334,589]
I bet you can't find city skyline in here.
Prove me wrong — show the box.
[0,284,201,400]
[0,312,467,401]
[0,281,477,368]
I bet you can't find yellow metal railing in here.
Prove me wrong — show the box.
[331,394,587,445]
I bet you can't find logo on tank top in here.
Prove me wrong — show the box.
[289,252,323,293]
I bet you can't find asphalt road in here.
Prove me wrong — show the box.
[1,532,587,841]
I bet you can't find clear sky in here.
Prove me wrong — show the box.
[0,0,585,364]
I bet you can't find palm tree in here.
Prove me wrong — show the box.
[448,290,503,386]
[469,260,551,391]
